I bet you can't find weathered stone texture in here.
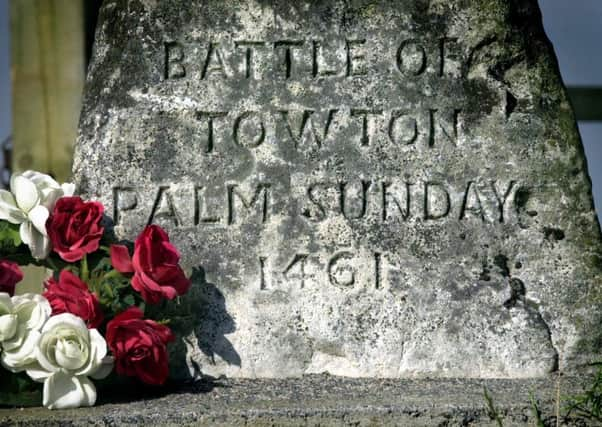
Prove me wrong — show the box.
[0,376,593,426]
[74,0,602,378]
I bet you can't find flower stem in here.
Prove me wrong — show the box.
[103,270,121,281]
[45,257,59,272]
[81,255,89,282]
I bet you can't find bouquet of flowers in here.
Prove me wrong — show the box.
[0,171,191,409]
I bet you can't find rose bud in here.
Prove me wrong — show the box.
[43,270,104,329]
[47,196,104,262]
[110,225,190,305]
[0,260,23,296]
[106,307,174,385]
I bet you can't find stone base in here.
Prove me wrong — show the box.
[0,375,592,426]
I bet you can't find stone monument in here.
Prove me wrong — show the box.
[73,0,602,379]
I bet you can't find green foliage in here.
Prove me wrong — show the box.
[484,369,602,425]
[484,388,545,426]
[530,392,545,427]
[84,254,142,321]
[565,363,602,422]
[0,221,38,266]
[0,369,42,407]
[483,386,504,427]
[0,221,21,249]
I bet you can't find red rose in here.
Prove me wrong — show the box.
[0,260,23,296]
[47,196,104,262]
[43,270,104,328]
[106,307,174,385]
[110,225,190,305]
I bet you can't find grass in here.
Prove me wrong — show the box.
[484,363,602,425]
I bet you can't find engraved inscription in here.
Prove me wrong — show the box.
[279,109,337,149]
[328,251,356,288]
[163,37,461,81]
[187,109,463,153]
[195,111,227,153]
[164,41,185,79]
[283,253,310,288]
[123,32,526,302]
[233,111,266,148]
[396,39,427,76]
[149,186,182,226]
[202,42,231,79]
[194,186,221,225]
[424,182,451,220]
[113,180,520,228]
[227,184,271,225]
[234,41,266,79]
[260,251,388,291]
[113,187,138,226]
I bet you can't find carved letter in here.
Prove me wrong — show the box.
[202,43,230,79]
[351,109,383,146]
[194,186,221,225]
[164,41,186,79]
[388,110,418,145]
[233,111,265,148]
[235,41,265,79]
[459,181,485,221]
[227,184,271,225]
[280,110,337,149]
[491,180,516,223]
[284,254,310,288]
[302,183,328,221]
[259,256,267,290]
[149,186,181,227]
[439,37,459,77]
[382,181,412,221]
[274,40,304,79]
[312,40,340,77]
[428,109,461,147]
[346,39,368,76]
[113,187,138,226]
[396,39,427,76]
[195,111,228,153]
[328,252,356,288]
[374,252,382,290]
[424,182,451,220]
[339,180,371,220]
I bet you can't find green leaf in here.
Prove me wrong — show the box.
[565,364,602,422]
[0,221,21,248]
[123,294,135,306]
[529,392,545,427]
[483,387,504,427]
[0,221,24,259]
[0,221,41,266]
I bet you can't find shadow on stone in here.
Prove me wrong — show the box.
[96,376,222,405]
[192,266,241,370]
[166,266,241,381]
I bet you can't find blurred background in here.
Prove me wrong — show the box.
[0,0,600,215]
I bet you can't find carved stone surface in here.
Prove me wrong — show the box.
[74,0,602,378]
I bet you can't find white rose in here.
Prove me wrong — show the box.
[0,293,50,372]
[26,313,113,410]
[0,293,17,341]
[0,171,75,259]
